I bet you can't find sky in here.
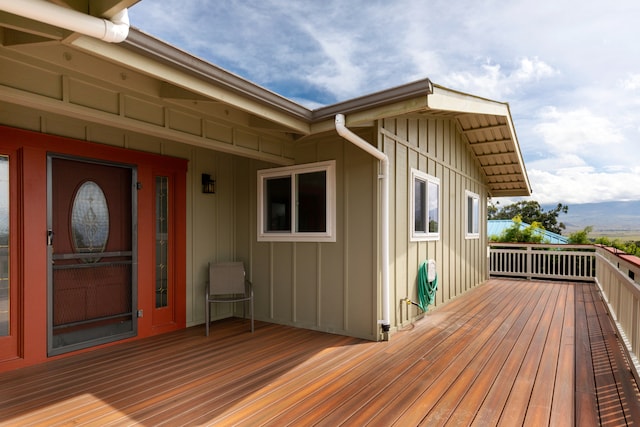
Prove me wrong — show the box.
[128,0,640,206]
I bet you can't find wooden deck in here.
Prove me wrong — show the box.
[1,279,639,426]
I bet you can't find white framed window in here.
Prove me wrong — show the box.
[257,160,336,242]
[411,169,440,241]
[465,190,480,238]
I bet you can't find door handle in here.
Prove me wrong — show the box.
[47,229,54,246]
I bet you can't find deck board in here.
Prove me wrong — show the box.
[0,279,638,426]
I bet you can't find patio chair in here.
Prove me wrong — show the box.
[205,261,254,336]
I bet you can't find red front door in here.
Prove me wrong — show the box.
[48,156,137,356]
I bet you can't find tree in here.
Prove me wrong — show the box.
[568,226,593,244]
[490,215,544,243]
[594,236,640,257]
[568,226,640,257]
[488,200,568,234]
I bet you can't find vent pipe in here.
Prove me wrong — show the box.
[335,114,390,336]
[0,0,129,43]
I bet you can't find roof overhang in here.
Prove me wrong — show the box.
[309,83,531,198]
[72,29,313,136]
[0,3,531,196]
[426,85,531,197]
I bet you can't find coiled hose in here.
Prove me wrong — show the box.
[417,260,438,312]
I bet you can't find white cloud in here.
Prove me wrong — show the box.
[441,57,557,100]
[129,0,640,205]
[620,74,640,91]
[533,107,624,153]
[527,168,640,204]
[524,105,640,203]
[293,22,366,100]
[514,58,557,82]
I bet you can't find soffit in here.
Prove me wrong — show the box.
[417,85,531,197]
[49,0,141,18]
[456,112,531,197]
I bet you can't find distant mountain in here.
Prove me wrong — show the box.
[544,201,640,234]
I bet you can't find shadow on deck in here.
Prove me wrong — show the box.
[1,279,639,426]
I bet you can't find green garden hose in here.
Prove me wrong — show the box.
[417,260,438,312]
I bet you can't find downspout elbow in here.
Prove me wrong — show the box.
[0,0,130,43]
[335,114,386,163]
[101,9,130,43]
[335,114,391,336]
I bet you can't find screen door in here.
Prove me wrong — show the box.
[48,155,137,355]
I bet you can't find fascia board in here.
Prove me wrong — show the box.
[312,78,433,121]
[502,106,533,195]
[427,85,510,116]
[310,96,430,134]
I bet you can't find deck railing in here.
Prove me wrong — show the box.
[489,243,596,281]
[489,242,640,382]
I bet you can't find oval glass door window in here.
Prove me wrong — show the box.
[71,180,109,261]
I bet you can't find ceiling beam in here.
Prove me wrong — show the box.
[486,173,527,181]
[468,139,513,149]
[49,0,141,18]
[89,0,141,19]
[482,162,522,170]
[0,11,66,41]
[461,123,508,134]
[475,151,515,160]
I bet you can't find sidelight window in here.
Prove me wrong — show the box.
[0,156,8,336]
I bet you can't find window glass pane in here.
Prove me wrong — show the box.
[155,176,168,308]
[297,171,326,232]
[472,196,479,233]
[428,181,439,233]
[258,161,335,242]
[467,196,474,233]
[71,181,109,262]
[265,176,291,232]
[467,193,479,235]
[0,156,8,336]
[414,178,426,232]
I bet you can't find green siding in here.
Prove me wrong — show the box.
[380,116,489,331]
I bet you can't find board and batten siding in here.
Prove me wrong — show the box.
[233,130,380,341]
[0,43,299,330]
[380,116,488,330]
[0,102,245,328]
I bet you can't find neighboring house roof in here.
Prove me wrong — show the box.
[488,220,569,244]
[0,0,531,196]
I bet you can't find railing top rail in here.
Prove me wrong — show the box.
[595,244,640,269]
[595,246,640,280]
[489,242,596,251]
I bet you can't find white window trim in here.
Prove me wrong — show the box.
[410,168,440,242]
[465,190,480,239]
[257,160,336,242]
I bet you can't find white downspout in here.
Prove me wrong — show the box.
[335,114,391,337]
[0,0,129,43]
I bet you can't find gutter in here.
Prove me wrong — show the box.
[335,114,391,337]
[0,0,129,43]
[122,30,311,122]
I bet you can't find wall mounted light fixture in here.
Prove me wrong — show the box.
[201,173,216,194]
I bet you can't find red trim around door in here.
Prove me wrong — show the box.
[0,125,188,373]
